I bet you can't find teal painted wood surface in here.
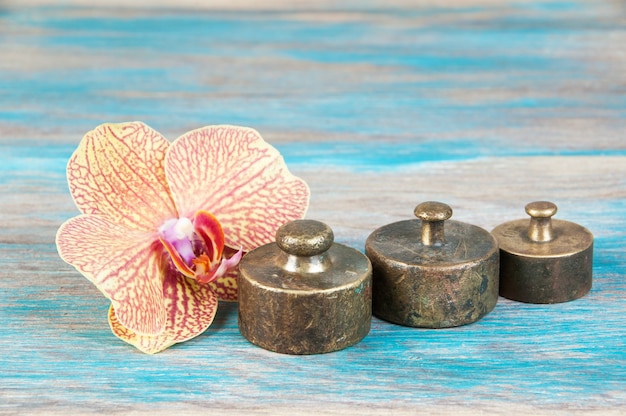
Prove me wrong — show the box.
[1,1,625,414]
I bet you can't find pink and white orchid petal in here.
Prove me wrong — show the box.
[67,121,177,232]
[220,247,243,272]
[193,210,225,264]
[165,125,310,252]
[195,247,243,285]
[108,271,218,354]
[56,215,166,336]
[210,248,242,279]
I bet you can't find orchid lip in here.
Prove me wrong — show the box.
[159,211,242,284]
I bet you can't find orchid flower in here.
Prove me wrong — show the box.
[56,122,309,354]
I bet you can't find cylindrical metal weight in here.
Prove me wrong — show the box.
[238,219,372,354]
[492,201,593,304]
[366,202,499,328]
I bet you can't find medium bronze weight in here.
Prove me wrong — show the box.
[366,201,500,328]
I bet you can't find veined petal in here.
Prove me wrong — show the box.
[108,270,218,354]
[67,121,177,232]
[165,125,310,252]
[56,215,166,335]
[209,269,238,302]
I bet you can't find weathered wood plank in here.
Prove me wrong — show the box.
[0,1,625,414]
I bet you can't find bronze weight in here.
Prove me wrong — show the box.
[365,201,499,328]
[238,219,372,355]
[492,201,593,304]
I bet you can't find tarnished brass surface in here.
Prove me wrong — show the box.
[492,201,593,304]
[238,219,372,355]
[366,202,499,328]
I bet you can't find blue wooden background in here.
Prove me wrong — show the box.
[1,1,625,413]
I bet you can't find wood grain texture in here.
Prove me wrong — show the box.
[1,0,625,414]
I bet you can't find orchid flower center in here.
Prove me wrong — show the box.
[158,211,243,284]
[159,217,195,265]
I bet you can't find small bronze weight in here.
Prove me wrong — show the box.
[238,219,372,355]
[365,201,499,328]
[492,201,593,303]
